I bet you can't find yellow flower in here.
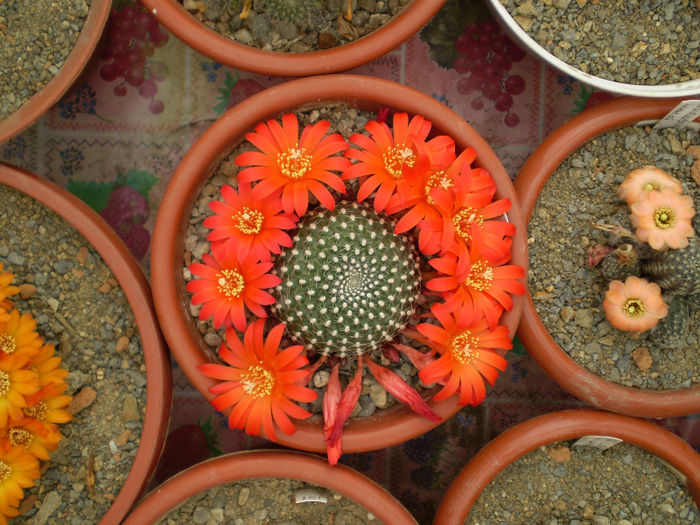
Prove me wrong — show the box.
[23,383,72,427]
[0,441,40,521]
[0,310,42,362]
[6,417,61,461]
[29,343,68,387]
[618,166,683,205]
[0,264,18,311]
[630,188,696,250]
[0,355,40,428]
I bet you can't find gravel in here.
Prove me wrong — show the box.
[498,0,700,85]
[528,125,700,390]
[1,183,146,522]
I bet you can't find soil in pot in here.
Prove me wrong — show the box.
[466,439,700,524]
[156,477,383,524]
[181,0,412,53]
[497,0,700,85]
[0,0,90,121]
[528,125,699,390]
[0,183,147,521]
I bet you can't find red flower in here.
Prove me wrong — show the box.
[235,113,350,217]
[344,113,455,212]
[427,246,525,328]
[198,321,317,441]
[417,307,511,406]
[203,183,297,262]
[187,243,281,331]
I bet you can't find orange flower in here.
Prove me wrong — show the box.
[6,417,61,461]
[198,321,317,441]
[344,112,455,212]
[630,188,695,250]
[618,166,683,205]
[0,309,42,362]
[187,242,281,331]
[0,440,39,521]
[0,264,18,317]
[29,343,68,387]
[235,113,350,217]
[203,183,298,262]
[603,276,668,332]
[427,245,525,328]
[0,355,40,428]
[23,383,72,428]
[417,307,511,406]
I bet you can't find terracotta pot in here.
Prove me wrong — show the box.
[139,0,445,76]
[0,0,111,145]
[0,164,172,525]
[123,449,417,524]
[150,74,527,454]
[434,409,700,525]
[514,96,700,418]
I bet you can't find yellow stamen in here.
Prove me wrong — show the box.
[383,145,415,179]
[277,147,312,180]
[449,331,480,364]
[464,260,494,292]
[0,461,10,482]
[25,401,47,421]
[0,371,9,396]
[234,207,264,235]
[0,334,15,355]
[9,428,32,447]
[623,298,645,318]
[452,207,484,243]
[424,170,452,205]
[240,364,274,399]
[217,269,245,299]
[642,181,660,192]
[653,206,676,229]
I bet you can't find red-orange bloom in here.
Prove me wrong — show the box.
[427,245,525,328]
[203,183,298,262]
[235,113,350,217]
[0,264,18,318]
[417,307,511,406]
[198,321,317,442]
[23,383,72,427]
[6,417,61,461]
[187,243,281,331]
[344,112,455,212]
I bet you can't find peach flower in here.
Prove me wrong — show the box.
[630,188,695,250]
[618,166,683,205]
[603,276,668,332]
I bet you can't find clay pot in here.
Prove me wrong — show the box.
[138,0,445,76]
[514,96,700,418]
[150,74,527,454]
[0,164,172,525]
[123,450,417,524]
[434,409,700,525]
[0,0,111,144]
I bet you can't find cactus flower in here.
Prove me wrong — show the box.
[603,276,668,332]
[0,440,40,521]
[618,166,683,205]
[630,188,695,250]
[0,264,18,316]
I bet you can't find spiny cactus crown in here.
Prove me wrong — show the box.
[272,202,422,357]
[267,0,323,24]
[641,235,700,297]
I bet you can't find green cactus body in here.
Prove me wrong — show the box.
[266,0,323,24]
[272,202,422,357]
[641,236,700,297]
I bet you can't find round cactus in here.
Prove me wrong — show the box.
[641,235,700,297]
[272,202,422,357]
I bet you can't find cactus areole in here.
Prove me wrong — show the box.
[273,202,421,357]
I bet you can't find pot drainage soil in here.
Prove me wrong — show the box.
[466,440,699,524]
[181,0,411,53]
[0,0,89,121]
[528,125,700,390]
[497,0,700,85]
[0,183,146,522]
[157,477,382,525]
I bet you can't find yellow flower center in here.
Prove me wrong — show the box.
[9,428,32,447]
[424,170,452,205]
[464,260,494,292]
[233,207,264,235]
[240,365,274,399]
[0,461,10,482]
[0,371,9,397]
[217,269,245,299]
[623,298,646,318]
[452,207,484,243]
[653,206,676,229]
[0,334,15,355]
[383,144,415,179]
[642,181,660,192]
[449,331,480,364]
[24,401,47,421]
[277,147,312,180]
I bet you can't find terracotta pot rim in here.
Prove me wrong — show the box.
[484,0,700,98]
[514,96,700,418]
[0,0,111,145]
[139,0,445,76]
[150,73,527,454]
[0,164,172,525]
[123,449,417,524]
[434,409,700,525]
